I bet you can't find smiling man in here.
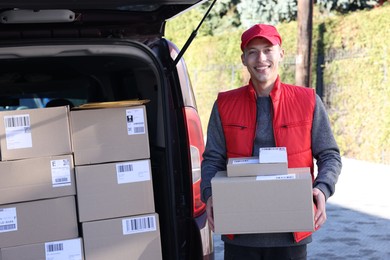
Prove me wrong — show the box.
[200,24,342,260]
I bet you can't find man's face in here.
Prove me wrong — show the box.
[241,37,284,89]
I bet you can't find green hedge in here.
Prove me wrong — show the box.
[166,4,390,164]
[317,6,390,163]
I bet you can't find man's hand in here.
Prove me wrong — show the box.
[206,196,214,231]
[313,188,326,230]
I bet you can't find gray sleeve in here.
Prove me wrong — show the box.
[200,101,227,203]
[312,95,342,200]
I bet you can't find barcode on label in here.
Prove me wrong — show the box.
[117,164,133,173]
[134,126,145,133]
[0,224,16,231]
[55,177,69,183]
[4,115,30,128]
[123,216,156,235]
[46,243,64,252]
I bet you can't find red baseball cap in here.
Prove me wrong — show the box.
[240,24,282,51]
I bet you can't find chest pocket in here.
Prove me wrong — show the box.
[222,123,254,158]
[275,120,312,156]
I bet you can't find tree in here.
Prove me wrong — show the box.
[201,0,383,33]
[237,0,297,28]
[296,0,313,88]
[200,0,241,35]
[316,0,382,13]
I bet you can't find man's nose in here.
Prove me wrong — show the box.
[259,51,267,61]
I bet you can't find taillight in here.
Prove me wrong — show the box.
[184,107,206,217]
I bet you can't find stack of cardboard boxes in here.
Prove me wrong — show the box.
[0,107,83,259]
[211,147,315,235]
[71,103,162,260]
[0,102,162,260]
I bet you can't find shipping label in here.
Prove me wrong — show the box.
[256,174,296,181]
[259,147,287,163]
[126,108,145,135]
[45,238,83,260]
[51,159,71,187]
[122,215,157,235]
[0,207,17,233]
[231,158,258,165]
[4,114,33,149]
[116,160,151,184]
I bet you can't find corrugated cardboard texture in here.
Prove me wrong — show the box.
[82,214,162,260]
[0,106,72,161]
[0,196,78,248]
[75,159,155,222]
[0,238,84,260]
[212,169,314,234]
[227,156,288,177]
[0,155,75,205]
[70,106,150,165]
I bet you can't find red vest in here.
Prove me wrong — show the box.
[217,76,316,243]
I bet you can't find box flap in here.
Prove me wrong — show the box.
[73,99,150,110]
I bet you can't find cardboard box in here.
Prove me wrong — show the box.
[0,155,75,205]
[0,196,78,248]
[70,105,150,165]
[82,213,162,260]
[0,106,72,161]
[0,238,84,260]
[227,156,288,177]
[76,159,155,222]
[211,168,314,234]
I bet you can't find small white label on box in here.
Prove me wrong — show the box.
[122,215,157,235]
[45,238,83,260]
[116,160,151,184]
[51,159,72,187]
[0,207,17,233]
[4,114,33,150]
[231,158,258,165]
[256,174,296,181]
[259,147,287,163]
[126,108,145,135]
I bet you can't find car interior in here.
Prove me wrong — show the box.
[0,45,165,142]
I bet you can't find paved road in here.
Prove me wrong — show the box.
[213,157,390,259]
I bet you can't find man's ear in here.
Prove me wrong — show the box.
[241,53,246,66]
[279,47,285,61]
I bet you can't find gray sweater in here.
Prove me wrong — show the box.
[200,94,342,247]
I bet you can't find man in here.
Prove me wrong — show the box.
[200,24,342,260]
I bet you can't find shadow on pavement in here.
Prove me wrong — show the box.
[308,203,390,260]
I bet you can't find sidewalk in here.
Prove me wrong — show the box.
[213,157,390,259]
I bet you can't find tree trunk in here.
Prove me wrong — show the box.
[296,0,313,88]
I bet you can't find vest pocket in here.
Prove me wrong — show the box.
[277,120,312,155]
[224,124,248,130]
[223,124,253,157]
[280,120,311,129]
[223,124,249,140]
